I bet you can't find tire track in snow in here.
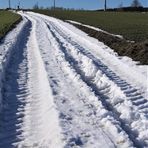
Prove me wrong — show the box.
[0,11,147,148]
[27,15,132,147]
[0,19,31,147]
[49,21,148,115]
[33,17,118,148]
[0,16,63,147]
[42,20,147,147]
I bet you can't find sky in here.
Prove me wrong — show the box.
[0,0,148,10]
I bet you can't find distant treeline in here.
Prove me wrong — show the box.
[32,6,148,12]
[97,7,148,12]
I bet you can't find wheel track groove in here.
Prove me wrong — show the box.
[43,20,147,147]
[48,21,148,115]
[0,16,63,147]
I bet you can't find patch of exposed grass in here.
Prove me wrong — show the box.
[0,10,22,39]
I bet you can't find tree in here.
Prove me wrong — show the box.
[131,0,142,7]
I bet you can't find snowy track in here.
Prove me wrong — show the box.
[0,12,147,147]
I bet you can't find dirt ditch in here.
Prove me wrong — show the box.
[70,23,148,65]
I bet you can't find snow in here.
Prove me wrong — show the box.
[0,16,27,112]
[0,11,147,147]
[67,20,124,39]
[16,15,63,147]
[0,14,63,147]
[54,17,148,98]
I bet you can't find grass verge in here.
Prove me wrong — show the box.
[0,10,22,40]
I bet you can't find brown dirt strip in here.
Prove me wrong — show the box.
[69,22,148,65]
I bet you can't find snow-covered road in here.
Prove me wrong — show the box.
[0,12,147,147]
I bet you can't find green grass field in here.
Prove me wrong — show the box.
[34,10,148,42]
[0,10,21,39]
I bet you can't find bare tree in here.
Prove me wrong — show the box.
[131,0,142,7]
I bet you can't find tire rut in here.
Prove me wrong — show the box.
[45,21,147,147]
[0,19,31,147]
